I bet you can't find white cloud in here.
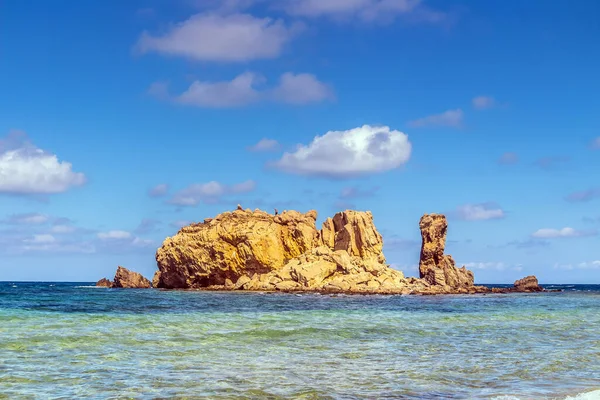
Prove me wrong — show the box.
[19,241,96,254]
[461,262,522,272]
[456,203,505,221]
[98,230,132,240]
[136,13,297,62]
[248,138,280,152]
[155,72,332,108]
[531,227,596,238]
[472,96,496,110]
[463,262,505,270]
[554,260,600,270]
[148,183,169,197]
[169,180,256,206]
[0,131,86,195]
[272,125,411,178]
[50,224,77,234]
[26,234,56,244]
[408,109,463,128]
[3,213,49,225]
[177,72,263,107]
[271,72,334,104]
[285,0,445,23]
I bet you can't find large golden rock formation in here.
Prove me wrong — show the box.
[148,207,537,295]
[153,208,396,291]
[418,214,474,289]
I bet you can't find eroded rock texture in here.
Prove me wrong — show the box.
[514,275,543,292]
[154,209,320,289]
[418,214,474,290]
[112,266,152,289]
[95,278,113,288]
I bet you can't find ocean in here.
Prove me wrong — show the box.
[0,282,599,399]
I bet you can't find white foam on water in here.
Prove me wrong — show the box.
[491,390,600,400]
[564,389,600,400]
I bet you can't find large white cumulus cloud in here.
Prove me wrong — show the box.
[0,131,86,194]
[272,125,411,178]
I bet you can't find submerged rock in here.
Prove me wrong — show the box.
[418,214,474,290]
[95,278,113,288]
[112,266,151,289]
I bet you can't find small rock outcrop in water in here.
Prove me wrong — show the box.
[112,266,151,289]
[95,278,113,288]
[418,214,474,289]
[514,275,543,292]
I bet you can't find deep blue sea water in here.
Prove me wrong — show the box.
[1,282,599,399]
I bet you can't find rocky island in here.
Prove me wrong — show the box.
[99,208,543,294]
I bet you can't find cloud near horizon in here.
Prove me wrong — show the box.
[554,260,600,270]
[0,131,86,195]
[271,125,412,178]
[151,72,333,108]
[408,109,463,128]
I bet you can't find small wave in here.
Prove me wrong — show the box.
[491,389,600,400]
[564,389,600,400]
[74,285,103,288]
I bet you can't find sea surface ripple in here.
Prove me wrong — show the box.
[0,282,599,399]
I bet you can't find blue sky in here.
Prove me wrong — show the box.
[1,0,599,283]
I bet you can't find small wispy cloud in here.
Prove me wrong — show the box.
[472,96,496,110]
[534,156,569,169]
[169,180,256,206]
[531,227,597,238]
[497,152,519,165]
[2,212,49,225]
[565,188,600,203]
[554,260,600,270]
[455,203,505,221]
[408,109,463,128]
[247,138,280,152]
[590,137,600,150]
[148,184,169,198]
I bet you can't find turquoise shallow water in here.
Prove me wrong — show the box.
[0,283,599,399]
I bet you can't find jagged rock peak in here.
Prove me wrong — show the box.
[418,213,474,289]
[153,208,386,290]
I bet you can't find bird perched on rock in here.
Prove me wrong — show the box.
[274,208,278,215]
[236,204,243,210]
